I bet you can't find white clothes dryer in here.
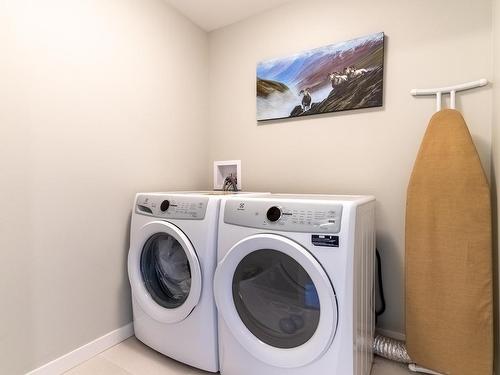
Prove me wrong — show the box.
[128,191,267,372]
[214,194,376,375]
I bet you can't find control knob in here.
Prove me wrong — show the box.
[266,206,282,222]
[160,200,170,212]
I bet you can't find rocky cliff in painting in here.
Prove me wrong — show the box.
[289,66,383,117]
[257,78,290,98]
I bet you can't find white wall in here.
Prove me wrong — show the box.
[0,0,208,373]
[208,0,493,336]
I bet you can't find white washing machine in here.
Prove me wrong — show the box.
[128,191,268,372]
[214,194,376,375]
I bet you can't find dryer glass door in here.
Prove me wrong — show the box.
[232,249,320,349]
[129,221,202,323]
[140,232,191,309]
[214,233,338,368]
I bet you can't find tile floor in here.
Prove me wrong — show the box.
[65,336,412,375]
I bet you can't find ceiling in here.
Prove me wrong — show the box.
[164,0,295,31]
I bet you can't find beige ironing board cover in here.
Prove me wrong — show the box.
[405,109,492,375]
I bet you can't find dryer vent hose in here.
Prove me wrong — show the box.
[373,335,444,375]
[373,334,412,364]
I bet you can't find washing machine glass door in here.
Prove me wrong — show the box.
[214,234,338,368]
[129,220,202,323]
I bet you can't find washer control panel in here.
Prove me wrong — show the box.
[136,194,208,220]
[224,199,342,233]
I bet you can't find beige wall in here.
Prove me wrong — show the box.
[0,0,208,373]
[208,0,493,335]
[493,0,500,370]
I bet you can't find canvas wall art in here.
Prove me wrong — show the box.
[256,32,385,122]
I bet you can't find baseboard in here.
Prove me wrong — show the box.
[26,323,134,375]
[376,328,406,341]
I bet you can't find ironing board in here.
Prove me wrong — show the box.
[405,109,493,374]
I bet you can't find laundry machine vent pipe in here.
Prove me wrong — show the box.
[373,335,444,375]
[373,334,411,363]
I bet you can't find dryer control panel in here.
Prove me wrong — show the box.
[224,199,343,233]
[136,194,208,220]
